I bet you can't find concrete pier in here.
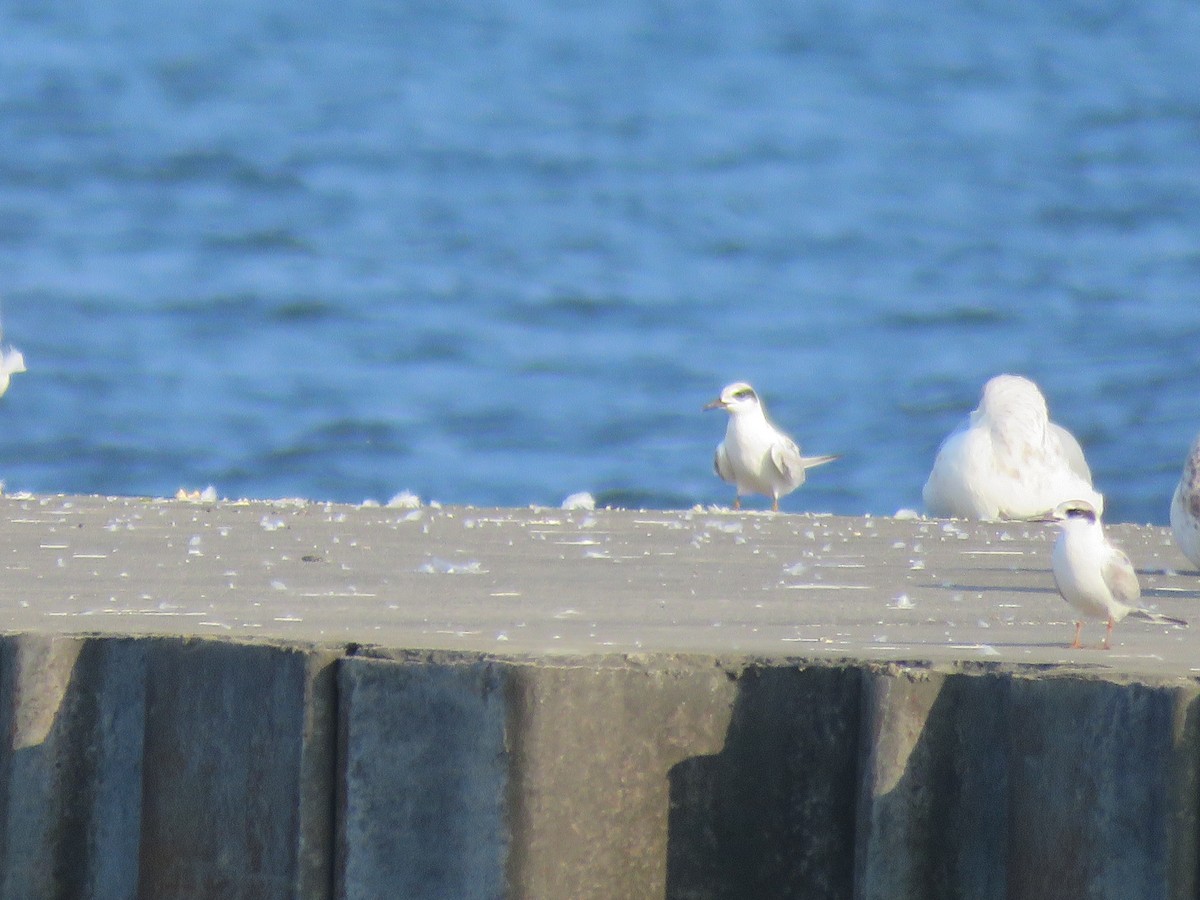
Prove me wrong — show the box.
[0,493,1198,898]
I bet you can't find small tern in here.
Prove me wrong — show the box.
[923,374,1102,520]
[704,382,837,512]
[1170,434,1200,570]
[1040,499,1186,650]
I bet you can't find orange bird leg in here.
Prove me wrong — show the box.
[733,496,741,510]
[772,498,780,512]
[1070,621,1084,649]
[1103,618,1114,651]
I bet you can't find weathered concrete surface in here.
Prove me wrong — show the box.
[336,657,510,899]
[664,663,862,898]
[332,654,1200,900]
[0,494,1198,898]
[0,633,338,899]
[137,639,338,898]
[853,668,1200,900]
[0,635,144,898]
[0,493,1195,673]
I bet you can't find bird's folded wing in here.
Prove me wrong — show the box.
[769,439,803,482]
[1102,547,1141,604]
[713,444,735,484]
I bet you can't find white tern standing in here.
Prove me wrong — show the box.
[704,382,837,512]
[1041,499,1185,649]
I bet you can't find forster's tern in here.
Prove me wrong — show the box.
[704,382,837,512]
[1170,434,1200,569]
[923,374,1102,520]
[1041,500,1186,649]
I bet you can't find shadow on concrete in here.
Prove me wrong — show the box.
[0,635,145,897]
[853,670,1009,899]
[0,635,337,899]
[665,665,1200,900]
[941,565,1050,575]
[665,665,862,899]
[5,637,1199,898]
[963,640,1078,650]
[1142,586,1200,600]
[932,583,1058,596]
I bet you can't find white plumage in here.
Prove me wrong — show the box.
[0,345,24,398]
[923,374,1102,520]
[704,382,836,512]
[1042,500,1185,649]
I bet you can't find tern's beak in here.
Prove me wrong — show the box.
[1027,511,1060,524]
[703,398,727,411]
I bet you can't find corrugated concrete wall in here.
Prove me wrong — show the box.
[0,634,1195,899]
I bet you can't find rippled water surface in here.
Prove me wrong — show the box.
[1,1,1199,523]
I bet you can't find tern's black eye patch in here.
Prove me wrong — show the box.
[732,388,756,400]
[1065,506,1096,522]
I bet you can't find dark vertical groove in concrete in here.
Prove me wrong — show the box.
[319,653,343,900]
[1167,688,1200,900]
[298,651,339,900]
[502,664,533,899]
[0,636,18,895]
[333,656,353,900]
[936,673,1009,898]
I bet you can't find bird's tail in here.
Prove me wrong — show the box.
[801,454,839,471]
[0,347,24,377]
[1129,609,1188,628]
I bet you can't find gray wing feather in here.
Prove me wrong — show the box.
[770,439,837,484]
[1102,547,1141,605]
[1107,544,1188,626]
[713,444,734,485]
[769,438,804,483]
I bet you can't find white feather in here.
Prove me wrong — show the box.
[923,374,1101,520]
[705,382,836,510]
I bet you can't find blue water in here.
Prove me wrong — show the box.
[1,1,1199,523]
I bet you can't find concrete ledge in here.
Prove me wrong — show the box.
[1,496,1199,896]
[3,636,1198,897]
